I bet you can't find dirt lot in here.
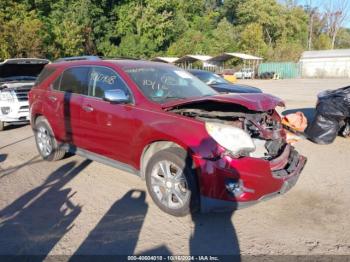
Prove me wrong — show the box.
[1,78,350,257]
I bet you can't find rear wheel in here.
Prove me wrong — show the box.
[0,121,4,131]
[34,117,65,161]
[145,147,199,216]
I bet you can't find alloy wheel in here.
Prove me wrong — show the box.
[150,160,190,210]
[36,126,53,157]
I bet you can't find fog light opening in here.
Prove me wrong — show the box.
[225,179,254,197]
[1,107,11,115]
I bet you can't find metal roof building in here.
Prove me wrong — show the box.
[150,57,179,63]
[300,49,350,78]
[209,52,263,62]
[209,52,263,72]
[174,55,215,69]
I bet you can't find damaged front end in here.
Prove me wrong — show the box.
[170,101,286,160]
[168,100,307,212]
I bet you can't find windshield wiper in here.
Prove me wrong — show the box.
[162,95,187,100]
[151,95,187,101]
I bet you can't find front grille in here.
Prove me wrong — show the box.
[19,105,29,110]
[18,105,29,113]
[14,85,32,101]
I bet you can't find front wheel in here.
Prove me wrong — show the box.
[145,147,199,216]
[34,117,66,161]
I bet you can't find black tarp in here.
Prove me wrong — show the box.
[305,86,350,144]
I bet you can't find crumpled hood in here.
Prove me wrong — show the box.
[162,93,285,112]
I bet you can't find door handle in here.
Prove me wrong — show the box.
[82,105,94,112]
[48,96,57,102]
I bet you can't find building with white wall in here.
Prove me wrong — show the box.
[300,49,350,78]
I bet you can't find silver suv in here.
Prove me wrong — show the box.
[0,58,49,131]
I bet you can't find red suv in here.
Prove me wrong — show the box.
[29,59,306,216]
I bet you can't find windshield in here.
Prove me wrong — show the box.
[124,66,217,102]
[191,71,228,85]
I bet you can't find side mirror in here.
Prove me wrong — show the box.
[103,89,130,104]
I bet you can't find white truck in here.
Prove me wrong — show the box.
[234,68,255,79]
[0,58,49,131]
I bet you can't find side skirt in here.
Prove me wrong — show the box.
[65,145,140,176]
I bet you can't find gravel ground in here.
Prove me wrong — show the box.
[0,78,350,258]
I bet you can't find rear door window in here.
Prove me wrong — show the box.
[87,67,129,99]
[60,67,89,95]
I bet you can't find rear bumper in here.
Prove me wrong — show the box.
[196,145,307,213]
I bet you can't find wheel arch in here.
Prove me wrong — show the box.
[139,140,195,180]
[32,113,43,124]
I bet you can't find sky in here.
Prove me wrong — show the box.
[286,0,350,28]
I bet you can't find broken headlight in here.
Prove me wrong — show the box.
[0,91,15,102]
[205,122,256,157]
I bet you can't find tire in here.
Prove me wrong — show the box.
[145,147,199,216]
[0,121,4,131]
[34,117,66,161]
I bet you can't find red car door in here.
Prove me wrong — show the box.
[45,67,89,147]
[79,66,137,163]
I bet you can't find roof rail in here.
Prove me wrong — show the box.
[108,56,140,60]
[54,56,102,63]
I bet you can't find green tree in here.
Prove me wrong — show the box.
[313,34,332,50]
[281,5,308,45]
[167,30,210,56]
[269,40,304,61]
[112,0,185,57]
[237,0,285,46]
[335,28,350,49]
[239,23,268,57]
[47,0,106,58]
[0,0,347,61]
[208,18,239,54]
[219,0,246,23]
[0,2,45,58]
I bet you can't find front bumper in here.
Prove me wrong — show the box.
[195,144,306,212]
[0,101,29,123]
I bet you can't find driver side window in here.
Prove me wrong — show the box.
[88,67,129,99]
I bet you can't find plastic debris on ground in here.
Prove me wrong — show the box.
[282,112,308,132]
[282,112,308,144]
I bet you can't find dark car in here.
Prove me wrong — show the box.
[188,69,262,94]
[29,59,306,216]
